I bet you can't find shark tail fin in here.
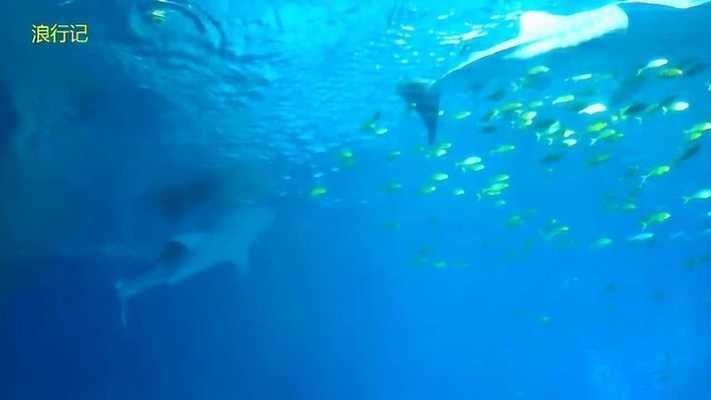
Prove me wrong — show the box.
[120,298,128,328]
[396,79,440,145]
[115,280,129,328]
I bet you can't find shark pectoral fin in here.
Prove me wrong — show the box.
[509,5,629,59]
[396,79,440,145]
[518,10,564,39]
[618,0,711,9]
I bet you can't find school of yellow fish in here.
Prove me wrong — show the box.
[305,12,710,275]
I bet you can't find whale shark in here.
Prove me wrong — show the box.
[115,204,275,325]
[398,0,711,144]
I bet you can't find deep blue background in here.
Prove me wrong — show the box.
[1,1,710,399]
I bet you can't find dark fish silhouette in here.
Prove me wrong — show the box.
[674,143,702,165]
[540,153,566,164]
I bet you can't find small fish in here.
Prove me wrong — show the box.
[453,110,472,120]
[621,200,637,212]
[436,11,454,21]
[361,111,381,131]
[432,172,449,182]
[590,129,623,146]
[637,58,668,75]
[421,185,437,194]
[587,121,608,133]
[492,174,510,182]
[619,102,649,118]
[485,182,510,192]
[151,9,168,23]
[641,165,671,186]
[543,224,570,241]
[310,186,327,198]
[339,149,354,166]
[535,119,560,132]
[641,211,671,230]
[611,75,646,105]
[528,100,545,109]
[480,124,497,134]
[457,156,485,172]
[437,142,453,150]
[674,143,701,165]
[481,109,501,122]
[540,153,565,164]
[386,182,403,193]
[579,103,607,115]
[507,214,525,227]
[386,149,402,160]
[457,156,483,167]
[479,190,503,198]
[490,144,516,154]
[658,67,684,78]
[562,138,577,147]
[665,101,689,113]
[552,94,575,105]
[683,189,711,204]
[499,102,523,113]
[452,188,466,196]
[468,163,486,172]
[479,182,510,198]
[591,237,613,249]
[628,232,655,242]
[681,61,709,77]
[486,89,506,101]
[525,65,550,76]
[588,153,612,166]
[432,148,448,157]
[374,127,389,136]
[568,73,593,82]
[685,122,711,141]
[521,111,537,121]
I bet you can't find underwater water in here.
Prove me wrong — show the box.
[1,0,710,398]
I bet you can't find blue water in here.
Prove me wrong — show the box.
[1,0,710,399]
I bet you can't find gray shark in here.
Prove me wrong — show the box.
[115,205,275,325]
[397,0,711,144]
